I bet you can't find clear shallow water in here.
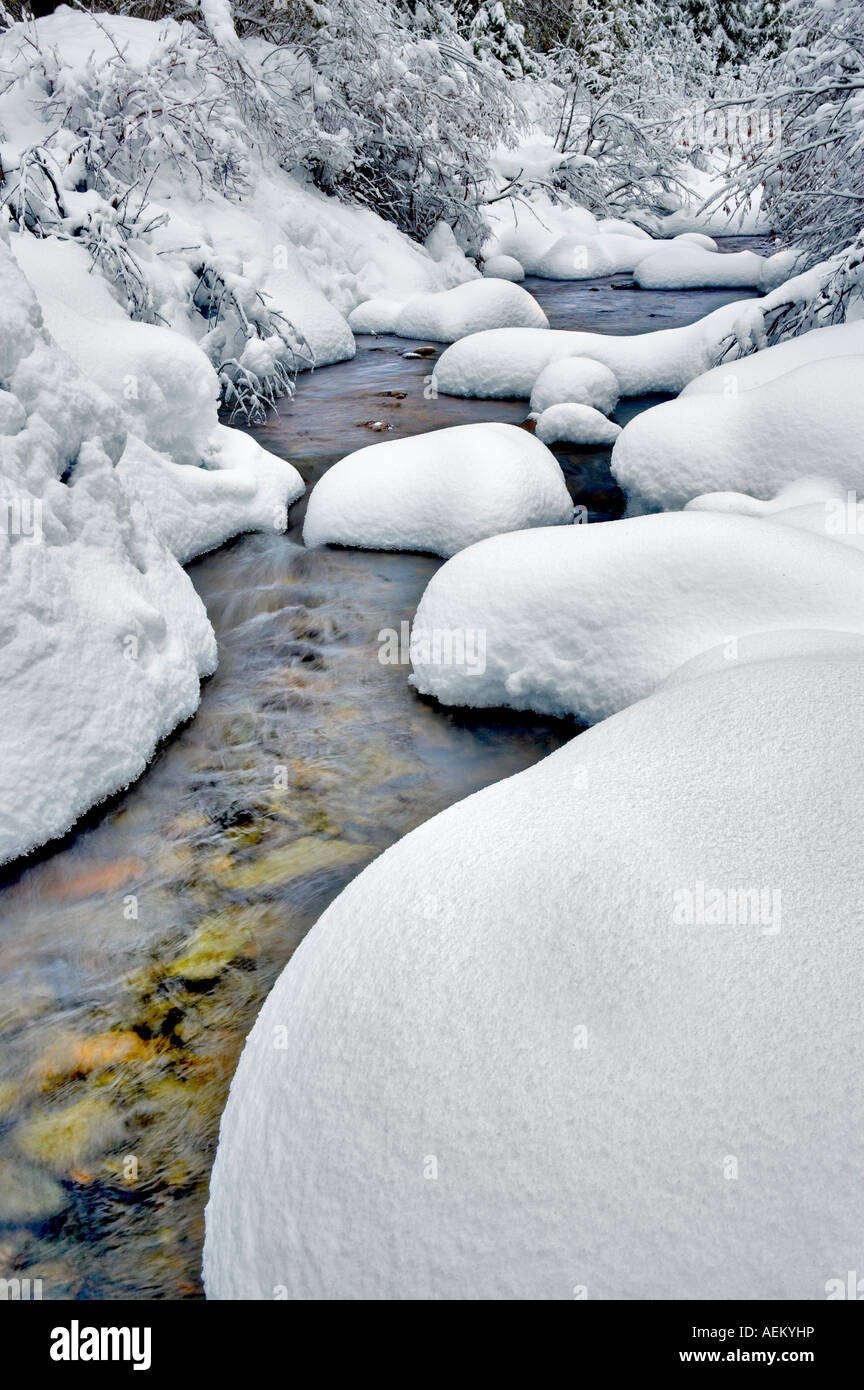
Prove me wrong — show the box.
[0,240,768,1298]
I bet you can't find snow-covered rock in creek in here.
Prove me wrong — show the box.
[347,298,407,334]
[481,254,525,282]
[396,280,548,342]
[348,280,547,342]
[532,232,649,279]
[12,234,305,559]
[529,357,620,415]
[686,477,864,553]
[533,404,621,446]
[612,355,864,512]
[484,205,657,279]
[302,423,573,559]
[204,649,864,1300]
[407,511,864,724]
[432,297,747,399]
[0,226,216,864]
[634,244,768,290]
[681,319,864,397]
[670,232,718,251]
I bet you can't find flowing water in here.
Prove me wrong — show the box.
[0,238,771,1298]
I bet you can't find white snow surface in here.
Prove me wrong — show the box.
[11,233,305,562]
[0,225,216,864]
[529,357,620,415]
[680,320,864,397]
[302,423,573,558]
[533,404,621,446]
[432,298,748,399]
[204,649,864,1299]
[407,511,864,723]
[482,254,525,282]
[612,356,864,511]
[346,280,549,344]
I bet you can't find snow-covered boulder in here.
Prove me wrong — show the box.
[634,245,767,290]
[482,254,525,282]
[612,356,864,511]
[204,649,864,1299]
[0,226,216,864]
[407,511,864,723]
[346,298,404,334]
[302,423,573,558]
[433,298,747,399]
[681,320,864,397]
[533,232,649,279]
[392,279,548,342]
[534,404,621,446]
[670,232,718,251]
[529,357,620,415]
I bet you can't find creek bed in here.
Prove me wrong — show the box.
[0,240,769,1298]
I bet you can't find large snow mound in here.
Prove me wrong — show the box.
[681,320,864,398]
[12,234,305,561]
[432,298,748,399]
[0,226,216,864]
[612,356,864,511]
[302,423,573,558]
[529,357,619,415]
[408,511,864,723]
[348,281,547,342]
[204,651,864,1299]
[633,244,794,291]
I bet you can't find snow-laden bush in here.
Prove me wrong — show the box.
[0,11,311,419]
[711,0,864,342]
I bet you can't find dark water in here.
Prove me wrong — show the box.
[0,239,766,1298]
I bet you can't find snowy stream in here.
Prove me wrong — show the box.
[0,238,771,1298]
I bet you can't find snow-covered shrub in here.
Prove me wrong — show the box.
[711,0,864,342]
[0,11,309,419]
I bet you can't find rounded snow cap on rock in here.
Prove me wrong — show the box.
[530,356,620,416]
[204,650,864,1299]
[534,403,621,446]
[302,420,573,558]
[482,254,525,283]
[393,279,548,343]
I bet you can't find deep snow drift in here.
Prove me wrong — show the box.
[204,650,864,1299]
[303,423,573,558]
[408,512,864,724]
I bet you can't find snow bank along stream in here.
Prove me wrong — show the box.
[0,246,767,1298]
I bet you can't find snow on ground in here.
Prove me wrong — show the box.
[432,297,750,399]
[611,356,864,512]
[681,320,864,396]
[0,225,216,864]
[348,279,548,343]
[204,649,864,1299]
[302,423,573,558]
[529,357,619,415]
[11,233,305,563]
[0,10,486,382]
[408,511,864,724]
[533,404,621,446]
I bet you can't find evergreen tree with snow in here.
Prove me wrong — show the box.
[469,1,535,77]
